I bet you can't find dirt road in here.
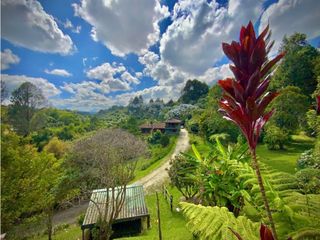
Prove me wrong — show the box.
[135,128,189,191]
[53,129,189,225]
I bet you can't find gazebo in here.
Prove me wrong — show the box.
[81,184,150,239]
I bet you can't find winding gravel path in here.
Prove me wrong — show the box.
[53,129,189,225]
[135,128,189,191]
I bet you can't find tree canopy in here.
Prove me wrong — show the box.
[180,79,209,104]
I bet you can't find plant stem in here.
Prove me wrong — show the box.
[250,148,278,240]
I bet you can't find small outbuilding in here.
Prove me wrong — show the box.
[81,184,150,239]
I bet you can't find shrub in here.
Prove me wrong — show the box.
[147,130,162,145]
[295,168,320,194]
[160,134,170,147]
[264,125,289,150]
[297,149,320,170]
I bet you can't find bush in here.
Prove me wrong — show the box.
[264,125,289,150]
[77,213,85,226]
[147,130,162,145]
[295,168,320,194]
[160,134,170,147]
[297,149,320,170]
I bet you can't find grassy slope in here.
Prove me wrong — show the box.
[257,134,314,174]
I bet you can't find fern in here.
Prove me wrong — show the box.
[181,202,260,240]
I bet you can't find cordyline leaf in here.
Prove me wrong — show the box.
[260,224,274,240]
[254,77,271,99]
[218,78,235,97]
[261,52,285,77]
[217,21,284,150]
[257,92,279,116]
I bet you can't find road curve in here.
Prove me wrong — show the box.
[135,128,190,191]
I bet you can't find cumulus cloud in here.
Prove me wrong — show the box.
[1,49,20,70]
[1,0,74,55]
[63,19,82,34]
[259,0,320,55]
[1,74,61,100]
[85,62,139,92]
[45,69,72,77]
[139,50,231,89]
[73,0,169,56]
[160,0,263,75]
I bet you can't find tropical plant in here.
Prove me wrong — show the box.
[217,21,284,239]
[181,202,260,239]
[170,142,249,214]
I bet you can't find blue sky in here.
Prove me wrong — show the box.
[1,0,320,112]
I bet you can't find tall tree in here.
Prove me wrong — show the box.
[69,129,148,239]
[8,82,46,135]
[268,86,308,133]
[271,33,319,97]
[180,79,209,104]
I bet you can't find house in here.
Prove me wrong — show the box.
[81,184,150,239]
[139,119,182,134]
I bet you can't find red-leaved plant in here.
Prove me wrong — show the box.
[316,95,320,114]
[218,21,285,239]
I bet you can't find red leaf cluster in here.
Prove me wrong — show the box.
[218,21,284,150]
[260,224,274,240]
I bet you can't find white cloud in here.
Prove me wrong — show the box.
[1,74,61,100]
[121,72,140,85]
[45,69,72,77]
[259,0,320,54]
[73,0,169,56]
[84,62,139,92]
[1,0,74,55]
[159,0,263,75]
[63,19,82,34]
[1,49,20,70]
[86,62,126,81]
[139,49,233,100]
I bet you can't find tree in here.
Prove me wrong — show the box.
[1,125,67,238]
[168,154,198,200]
[68,129,148,239]
[8,82,46,135]
[128,95,144,118]
[44,137,70,159]
[268,86,308,133]
[1,80,8,103]
[180,79,209,104]
[271,33,319,97]
[264,125,289,150]
[218,22,284,239]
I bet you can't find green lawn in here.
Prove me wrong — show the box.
[257,135,314,174]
